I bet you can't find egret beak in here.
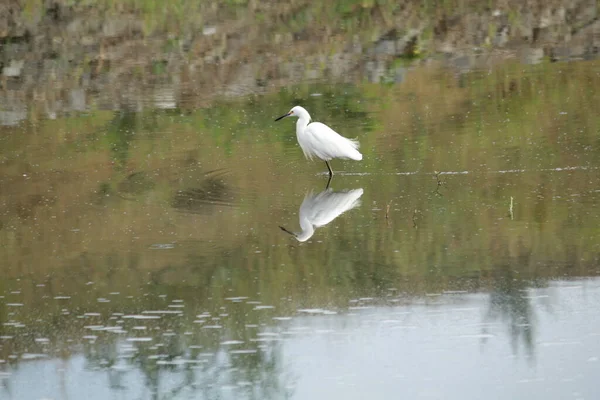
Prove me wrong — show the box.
[274,112,291,121]
[279,225,297,237]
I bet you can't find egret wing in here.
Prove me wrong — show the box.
[305,122,361,160]
[300,188,364,228]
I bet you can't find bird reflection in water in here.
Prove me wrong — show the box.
[280,186,364,242]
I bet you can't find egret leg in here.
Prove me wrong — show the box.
[325,161,334,177]
[325,174,333,190]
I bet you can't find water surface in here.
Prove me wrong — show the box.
[1,58,600,399]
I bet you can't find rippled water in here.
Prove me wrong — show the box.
[1,58,600,399]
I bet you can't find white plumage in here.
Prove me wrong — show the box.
[280,187,364,242]
[275,106,362,176]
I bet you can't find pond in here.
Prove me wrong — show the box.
[1,4,600,399]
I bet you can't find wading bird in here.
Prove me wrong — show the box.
[274,106,362,177]
[279,187,364,242]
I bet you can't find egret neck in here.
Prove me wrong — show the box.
[295,109,311,136]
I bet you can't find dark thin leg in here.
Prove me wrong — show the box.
[325,161,333,177]
[325,174,333,190]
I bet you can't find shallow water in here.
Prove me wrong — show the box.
[1,57,600,399]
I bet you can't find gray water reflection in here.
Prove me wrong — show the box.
[2,279,599,400]
[285,280,600,400]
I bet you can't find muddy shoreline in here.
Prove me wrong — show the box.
[0,0,598,122]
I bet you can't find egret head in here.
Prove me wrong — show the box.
[274,105,309,121]
[279,224,314,242]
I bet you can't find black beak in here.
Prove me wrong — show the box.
[279,225,297,237]
[274,112,291,121]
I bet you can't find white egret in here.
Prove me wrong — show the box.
[274,106,362,177]
[279,187,364,242]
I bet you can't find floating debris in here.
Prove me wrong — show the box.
[297,309,337,315]
[126,337,153,342]
[229,349,257,354]
[21,353,47,360]
[221,340,244,345]
[225,297,249,302]
[3,322,24,327]
[123,315,160,320]
[142,310,183,315]
[250,337,281,342]
[149,243,175,250]
[253,305,275,310]
[107,329,127,334]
